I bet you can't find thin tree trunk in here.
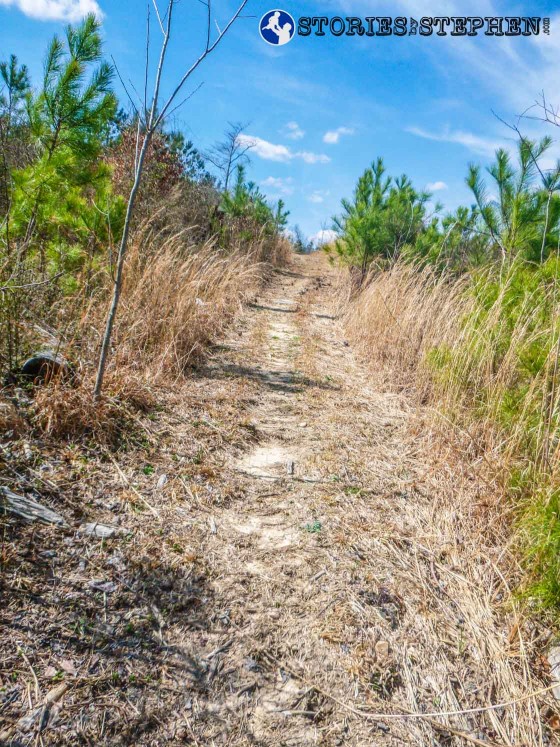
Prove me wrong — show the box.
[93,132,152,398]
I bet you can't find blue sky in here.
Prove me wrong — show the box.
[0,0,559,243]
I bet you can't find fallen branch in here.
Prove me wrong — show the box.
[0,682,69,742]
[0,487,67,526]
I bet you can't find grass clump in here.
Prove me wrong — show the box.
[346,256,560,608]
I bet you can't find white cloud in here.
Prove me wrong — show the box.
[0,0,103,21]
[237,134,330,164]
[283,228,296,241]
[282,121,305,140]
[238,135,291,162]
[323,126,355,144]
[309,229,337,246]
[308,193,324,204]
[406,126,503,157]
[308,189,329,204]
[261,176,294,196]
[299,151,330,164]
[426,181,448,192]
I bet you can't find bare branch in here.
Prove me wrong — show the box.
[0,271,64,292]
[154,0,248,130]
[151,0,165,34]
[95,0,247,397]
[164,81,204,121]
[148,0,174,131]
[144,3,150,121]
[111,55,139,118]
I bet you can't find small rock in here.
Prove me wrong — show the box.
[106,553,126,572]
[298,422,307,428]
[59,659,77,676]
[244,657,261,672]
[89,580,117,594]
[157,474,168,489]
[39,550,57,560]
[79,522,124,539]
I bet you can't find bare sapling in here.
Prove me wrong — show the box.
[94,0,248,398]
[205,121,253,191]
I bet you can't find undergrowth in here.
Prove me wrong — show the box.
[345,256,560,609]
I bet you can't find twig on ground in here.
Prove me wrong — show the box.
[103,450,160,519]
[261,651,556,747]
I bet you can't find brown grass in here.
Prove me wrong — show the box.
[343,263,467,392]
[32,370,155,443]
[0,396,25,435]
[342,256,560,610]
[2,253,556,746]
[27,220,291,440]
[84,222,291,382]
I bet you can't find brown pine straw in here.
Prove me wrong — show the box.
[262,650,557,747]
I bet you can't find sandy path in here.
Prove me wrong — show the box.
[172,254,547,746]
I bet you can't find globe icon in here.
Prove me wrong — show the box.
[260,10,295,46]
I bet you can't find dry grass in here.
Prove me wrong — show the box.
[343,257,560,610]
[0,396,25,436]
[289,256,556,745]
[91,225,285,381]
[2,253,558,745]
[343,263,467,391]
[25,219,290,441]
[32,370,155,443]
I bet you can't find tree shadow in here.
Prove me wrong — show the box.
[0,521,237,745]
[274,268,306,280]
[202,363,340,393]
[247,303,297,314]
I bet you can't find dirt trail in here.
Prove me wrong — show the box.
[2,253,551,746]
[162,253,546,746]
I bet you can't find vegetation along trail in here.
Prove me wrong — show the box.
[3,252,554,745]
[4,6,560,747]
[181,252,552,747]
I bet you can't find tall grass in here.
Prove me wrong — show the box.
[29,218,291,440]
[345,257,560,607]
[98,227,269,380]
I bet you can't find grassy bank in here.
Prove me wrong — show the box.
[344,256,560,608]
